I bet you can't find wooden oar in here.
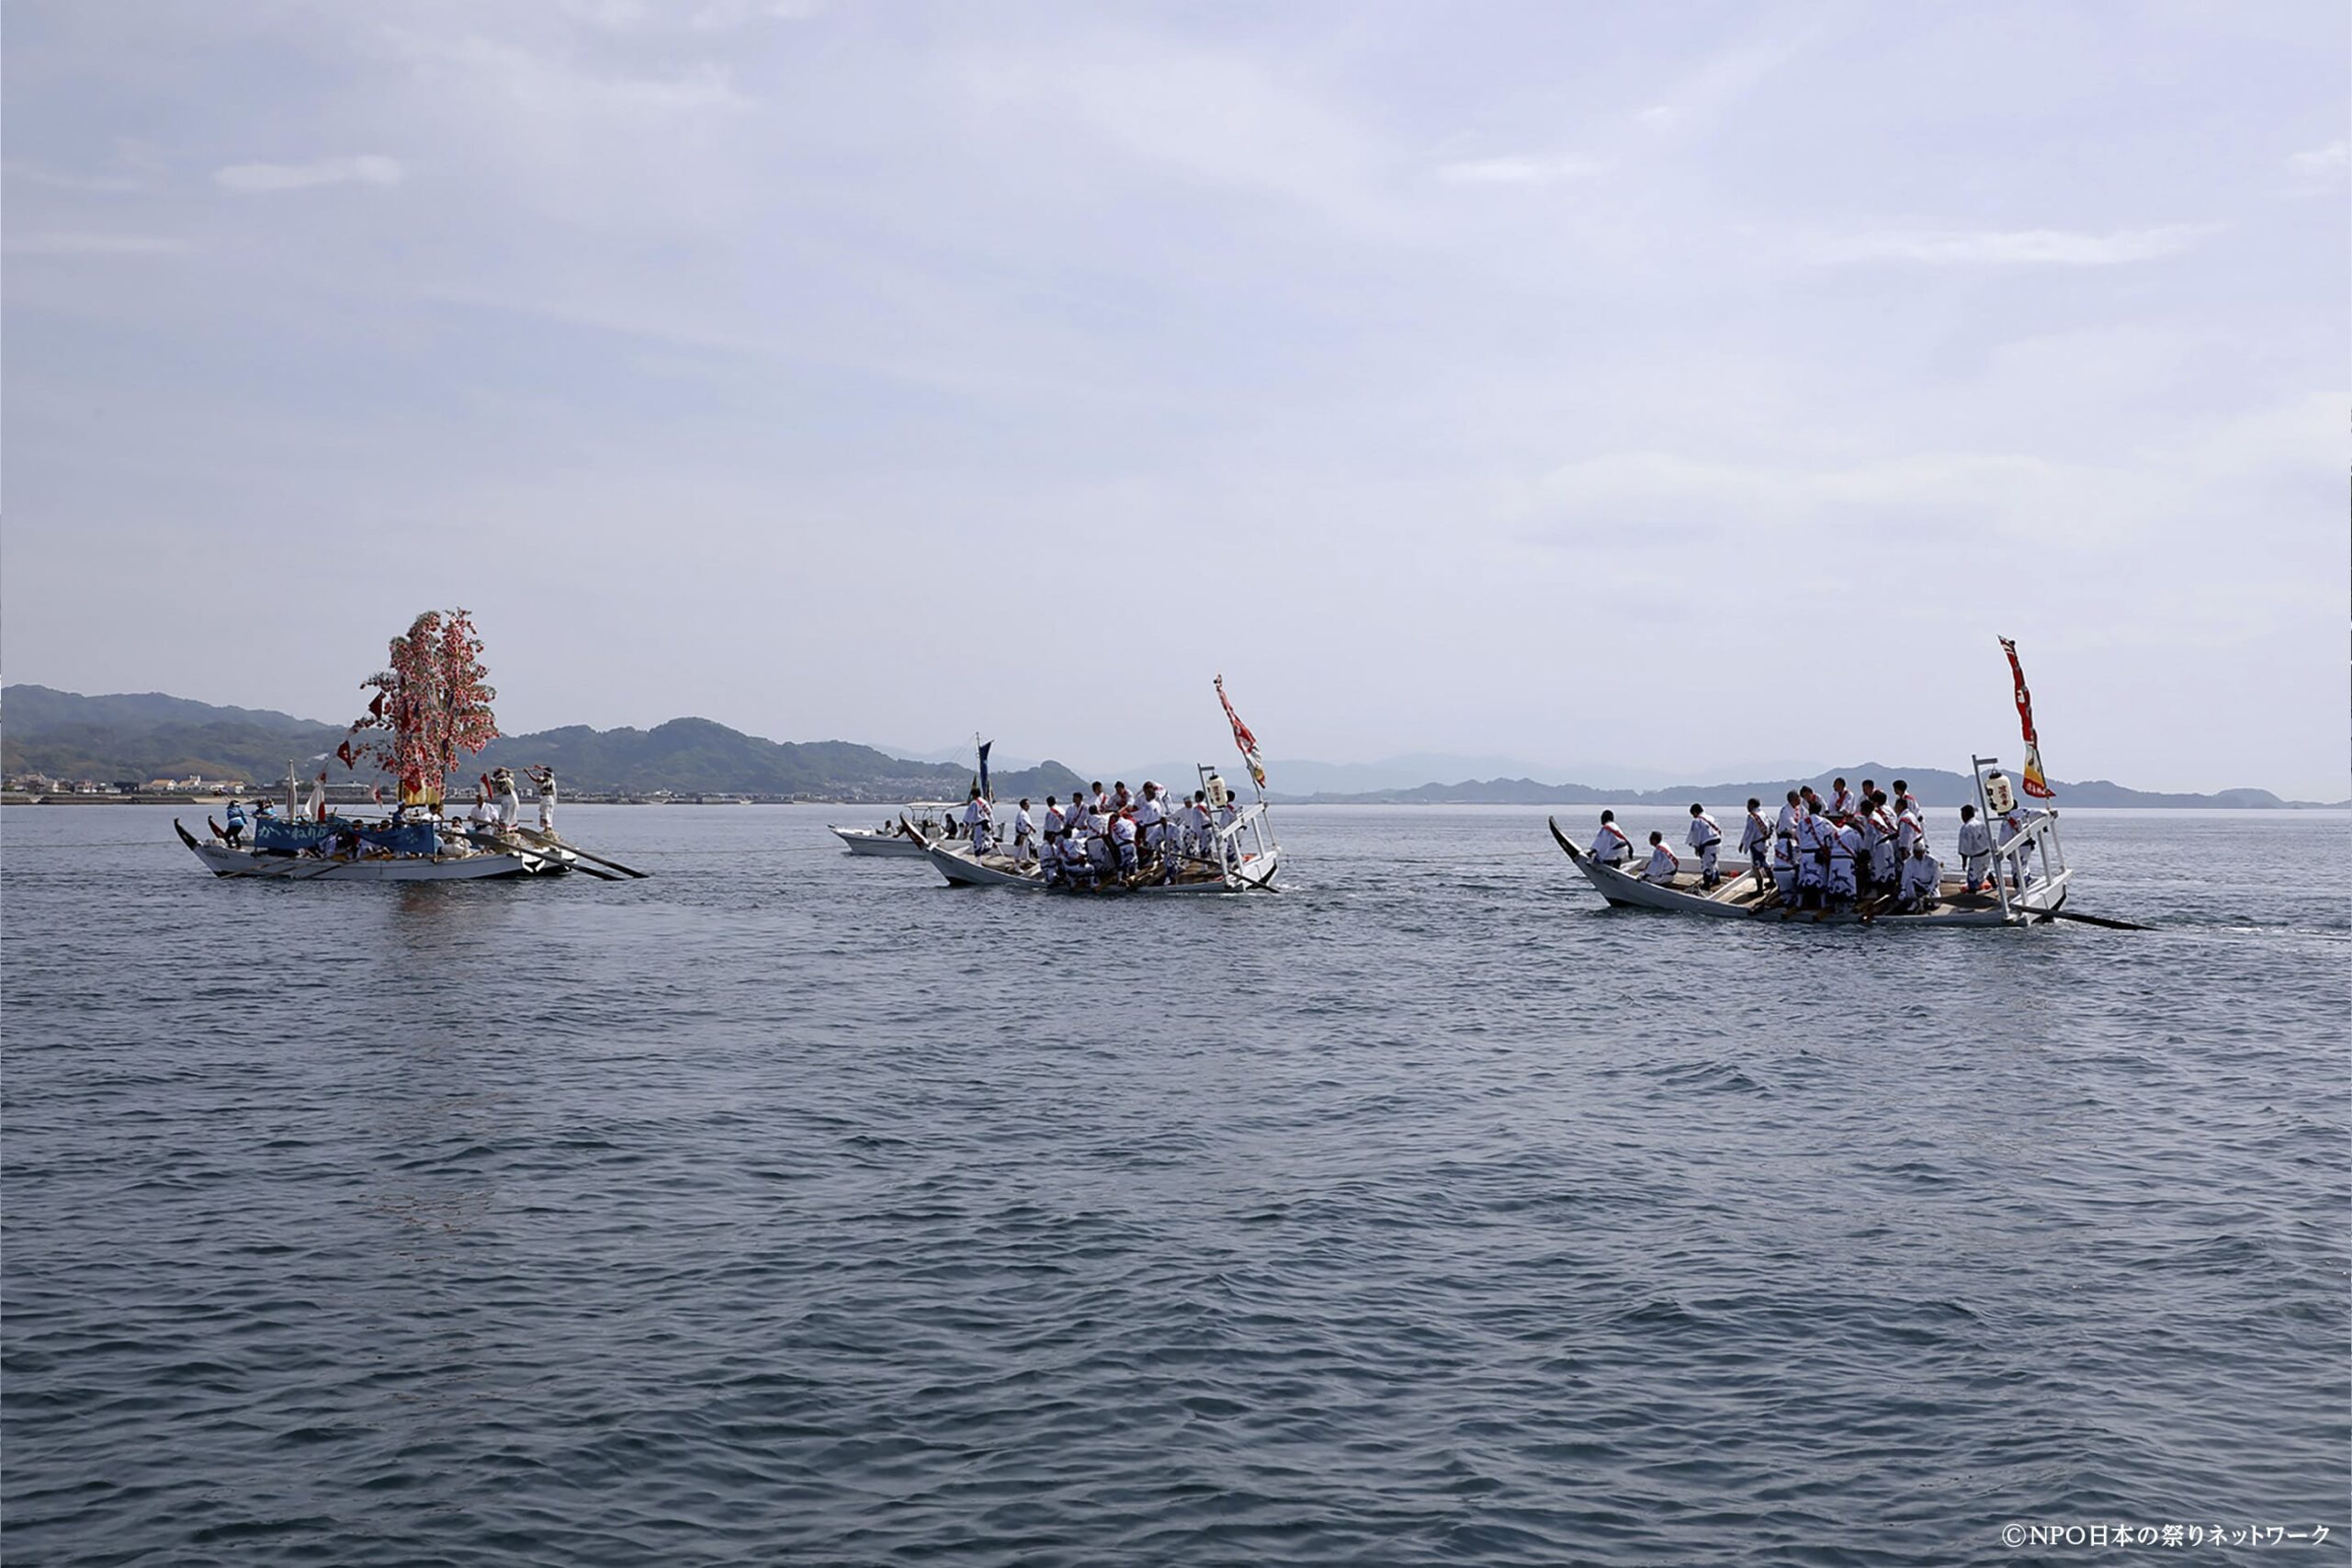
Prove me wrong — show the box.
[508,825,649,878]
[2042,908,2151,931]
[460,829,623,880]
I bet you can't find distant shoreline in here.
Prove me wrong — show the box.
[6,792,2345,813]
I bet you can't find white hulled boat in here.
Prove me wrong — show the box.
[830,802,961,858]
[1550,756,2074,928]
[175,809,576,882]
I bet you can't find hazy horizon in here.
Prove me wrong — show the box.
[5,4,2345,798]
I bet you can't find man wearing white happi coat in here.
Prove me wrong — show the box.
[1954,806,1995,893]
[1589,810,1634,866]
[490,769,520,829]
[1185,795,1214,862]
[2000,804,2039,889]
[1867,801,1899,888]
[1827,818,1863,901]
[1898,845,1942,911]
[1894,807,1924,863]
[1685,805,1723,888]
[1737,799,1772,891]
[1012,799,1036,866]
[1042,797,1066,851]
[1830,779,1856,818]
[1770,825,1798,902]
[1774,791,1804,860]
[1110,812,1139,874]
[1642,832,1679,885]
[963,792,994,856]
[1132,784,1165,864]
[1793,809,1828,900]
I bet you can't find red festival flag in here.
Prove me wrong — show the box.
[1215,674,1267,790]
[1998,637,2055,799]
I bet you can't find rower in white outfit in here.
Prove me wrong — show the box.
[1828,817,1862,904]
[1954,806,1995,893]
[490,768,520,830]
[1685,804,1723,889]
[962,789,994,856]
[1642,831,1679,885]
[1770,826,1798,903]
[1042,796,1067,855]
[1589,810,1634,867]
[1898,842,1943,911]
[1012,798,1037,867]
[1738,798,1771,892]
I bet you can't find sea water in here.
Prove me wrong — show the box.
[4,804,2346,1565]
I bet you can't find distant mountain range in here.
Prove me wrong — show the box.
[1265,767,2344,810]
[0,685,1081,803]
[2,684,2337,808]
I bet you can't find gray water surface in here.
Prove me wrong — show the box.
[4,804,2346,1565]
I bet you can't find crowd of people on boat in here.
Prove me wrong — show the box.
[217,763,560,861]
[1584,774,2043,915]
[948,778,1246,888]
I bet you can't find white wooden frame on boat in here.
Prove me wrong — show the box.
[1547,756,2071,928]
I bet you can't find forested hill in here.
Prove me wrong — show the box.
[0,686,1082,802]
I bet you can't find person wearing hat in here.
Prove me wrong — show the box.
[489,767,520,831]
[525,764,559,838]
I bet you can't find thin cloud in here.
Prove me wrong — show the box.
[6,231,195,254]
[2288,140,2347,176]
[1808,224,2212,266]
[1436,153,1604,185]
[213,154,405,193]
[6,159,144,193]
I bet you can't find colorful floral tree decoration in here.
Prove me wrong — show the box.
[342,610,499,807]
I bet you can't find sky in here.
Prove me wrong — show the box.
[4,2,2346,797]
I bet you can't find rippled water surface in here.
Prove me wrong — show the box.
[6,803,2346,1565]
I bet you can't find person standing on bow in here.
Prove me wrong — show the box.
[222,797,248,847]
[526,765,559,838]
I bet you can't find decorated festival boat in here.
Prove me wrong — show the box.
[923,679,1281,896]
[175,609,645,885]
[1549,760,2068,927]
[1549,641,2133,930]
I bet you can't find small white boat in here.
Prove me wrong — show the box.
[175,818,571,882]
[830,803,960,858]
[1547,757,2075,928]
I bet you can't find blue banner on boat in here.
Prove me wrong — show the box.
[254,817,437,856]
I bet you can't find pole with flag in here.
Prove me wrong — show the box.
[1997,637,2055,799]
[1215,674,1268,793]
[976,737,993,804]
